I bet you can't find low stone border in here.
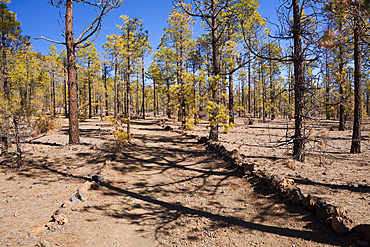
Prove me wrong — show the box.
[163,124,370,245]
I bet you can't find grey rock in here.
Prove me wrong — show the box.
[76,190,87,202]
[70,196,80,204]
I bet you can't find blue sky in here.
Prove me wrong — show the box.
[8,0,279,64]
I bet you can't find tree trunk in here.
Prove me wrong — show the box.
[114,55,118,118]
[350,11,362,153]
[142,59,145,119]
[292,0,305,161]
[88,61,92,118]
[248,48,251,115]
[64,79,68,117]
[261,62,266,123]
[66,0,80,145]
[229,72,234,124]
[126,29,131,141]
[52,71,56,118]
[209,0,220,141]
[26,56,29,110]
[269,46,275,120]
[166,78,171,118]
[153,79,156,116]
[103,64,109,116]
[325,47,330,120]
[338,24,345,131]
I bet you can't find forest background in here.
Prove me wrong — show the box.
[1,0,370,165]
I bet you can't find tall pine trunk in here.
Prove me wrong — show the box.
[209,0,220,141]
[66,0,80,145]
[292,0,305,161]
[350,10,362,153]
[114,55,118,118]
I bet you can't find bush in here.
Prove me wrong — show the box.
[33,116,58,136]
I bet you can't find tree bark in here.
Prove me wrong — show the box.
[229,72,234,124]
[103,64,109,116]
[126,28,131,141]
[142,58,145,119]
[350,11,362,153]
[292,0,305,161]
[66,0,80,145]
[209,0,220,141]
[248,48,251,115]
[88,61,92,118]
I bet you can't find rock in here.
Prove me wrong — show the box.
[76,190,87,202]
[198,136,208,144]
[52,214,68,225]
[302,194,324,211]
[227,149,241,165]
[78,181,92,193]
[30,226,47,236]
[269,174,283,191]
[288,188,304,205]
[357,239,370,247]
[92,175,106,183]
[316,204,335,220]
[46,222,59,232]
[240,162,254,174]
[35,240,51,247]
[354,224,370,242]
[164,125,173,131]
[332,207,355,234]
[70,196,80,204]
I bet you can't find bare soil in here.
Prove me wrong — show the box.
[0,116,365,246]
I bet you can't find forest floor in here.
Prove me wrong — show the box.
[0,115,368,246]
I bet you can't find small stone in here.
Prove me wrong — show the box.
[92,175,106,183]
[46,222,59,232]
[70,196,80,204]
[288,188,304,205]
[198,137,208,144]
[52,214,68,225]
[316,204,335,220]
[164,125,173,131]
[35,240,51,247]
[332,207,355,234]
[76,190,87,202]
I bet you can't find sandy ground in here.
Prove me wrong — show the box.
[0,116,362,246]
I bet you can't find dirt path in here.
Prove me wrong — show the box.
[0,117,354,246]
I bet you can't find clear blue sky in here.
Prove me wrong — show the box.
[8,0,279,64]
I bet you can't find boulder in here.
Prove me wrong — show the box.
[316,204,335,220]
[240,162,254,174]
[288,188,304,205]
[354,224,370,242]
[332,207,355,234]
[164,125,173,131]
[198,136,208,144]
[77,181,92,193]
[302,194,325,211]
